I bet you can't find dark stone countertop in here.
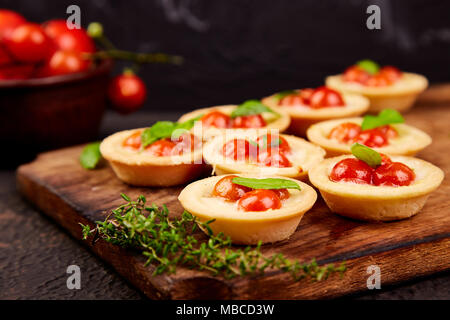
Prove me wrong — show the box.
[1,111,449,300]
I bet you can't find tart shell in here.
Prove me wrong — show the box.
[325,72,428,113]
[178,174,317,244]
[262,92,369,137]
[308,155,444,221]
[100,129,204,187]
[306,118,432,157]
[177,105,291,140]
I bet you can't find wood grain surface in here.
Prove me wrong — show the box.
[16,101,450,299]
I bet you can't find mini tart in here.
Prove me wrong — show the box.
[306,117,432,157]
[203,130,325,180]
[100,129,204,187]
[262,92,369,137]
[309,155,444,222]
[178,174,317,244]
[325,72,428,113]
[177,105,291,140]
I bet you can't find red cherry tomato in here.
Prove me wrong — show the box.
[201,111,231,128]
[379,153,392,165]
[145,139,177,157]
[232,114,266,128]
[213,175,252,201]
[328,122,361,143]
[379,66,402,83]
[122,131,142,149]
[43,20,95,54]
[37,50,90,77]
[0,63,35,79]
[173,132,200,153]
[372,162,415,187]
[257,149,291,168]
[279,89,313,106]
[330,158,373,184]
[355,128,388,148]
[108,73,147,114]
[238,189,281,212]
[222,139,258,161]
[378,125,398,139]
[3,23,52,63]
[309,86,345,108]
[0,45,13,66]
[366,73,393,87]
[0,10,26,39]
[271,188,290,200]
[256,133,290,153]
[342,65,370,84]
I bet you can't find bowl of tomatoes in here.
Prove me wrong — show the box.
[0,10,113,164]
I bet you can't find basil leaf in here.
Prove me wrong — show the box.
[141,118,200,148]
[361,108,404,131]
[350,143,381,168]
[274,90,298,101]
[259,135,281,149]
[356,59,379,75]
[80,142,102,170]
[231,100,278,118]
[231,177,301,190]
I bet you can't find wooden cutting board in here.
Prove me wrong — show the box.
[17,101,450,300]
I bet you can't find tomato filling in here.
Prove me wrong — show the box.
[279,86,345,108]
[330,155,415,187]
[122,131,199,156]
[343,65,402,86]
[201,112,267,129]
[328,122,398,148]
[212,176,290,211]
[221,135,292,168]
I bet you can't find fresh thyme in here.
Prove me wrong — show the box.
[81,194,346,281]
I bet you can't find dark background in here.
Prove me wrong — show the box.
[2,0,450,112]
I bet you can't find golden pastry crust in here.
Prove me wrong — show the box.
[306,117,432,157]
[308,155,444,221]
[100,129,204,186]
[177,105,291,140]
[325,72,428,113]
[202,130,325,180]
[178,174,317,244]
[262,92,369,136]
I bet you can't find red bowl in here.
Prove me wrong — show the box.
[0,59,112,165]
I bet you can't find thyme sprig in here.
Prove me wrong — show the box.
[81,194,346,281]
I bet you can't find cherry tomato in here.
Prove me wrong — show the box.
[379,153,392,166]
[379,66,402,83]
[271,188,290,200]
[378,125,398,139]
[213,175,252,201]
[330,158,373,184]
[0,44,13,66]
[108,73,147,114]
[3,23,52,63]
[328,122,361,143]
[173,132,200,153]
[366,73,392,87]
[238,189,281,212]
[256,133,290,153]
[232,114,266,128]
[0,10,26,39]
[279,93,303,106]
[355,128,388,148]
[372,162,415,187]
[342,65,370,84]
[309,86,345,108]
[145,139,177,157]
[37,50,90,77]
[257,149,291,168]
[0,63,35,79]
[222,139,258,161]
[122,131,142,149]
[201,111,231,128]
[43,20,95,54]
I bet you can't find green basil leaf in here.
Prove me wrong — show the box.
[361,108,404,130]
[231,177,301,190]
[141,117,200,148]
[231,100,278,118]
[274,90,298,101]
[356,59,379,75]
[350,143,381,168]
[80,142,102,170]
